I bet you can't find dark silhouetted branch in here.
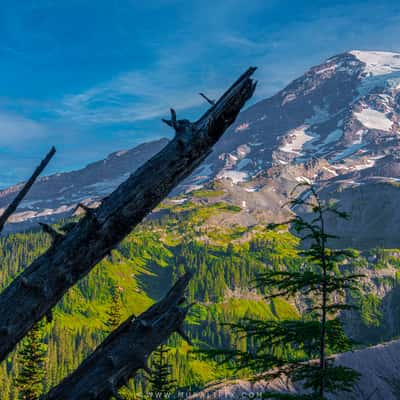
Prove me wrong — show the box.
[0,146,56,233]
[0,67,256,361]
[199,92,216,105]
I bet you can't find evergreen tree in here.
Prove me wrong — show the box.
[148,344,176,398]
[105,285,123,333]
[200,184,363,399]
[15,320,47,400]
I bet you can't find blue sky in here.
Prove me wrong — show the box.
[0,0,399,187]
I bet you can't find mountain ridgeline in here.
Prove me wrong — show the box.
[0,50,400,397]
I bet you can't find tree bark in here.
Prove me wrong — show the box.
[44,272,193,400]
[0,67,257,361]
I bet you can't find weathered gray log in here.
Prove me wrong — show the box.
[0,146,56,233]
[44,272,192,400]
[0,67,257,361]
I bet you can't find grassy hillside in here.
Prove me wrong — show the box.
[0,197,399,398]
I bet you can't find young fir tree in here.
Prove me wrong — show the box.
[148,344,176,398]
[15,319,47,400]
[201,184,363,399]
[105,285,123,333]
[105,286,134,400]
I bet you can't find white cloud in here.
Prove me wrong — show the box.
[219,34,265,51]
[0,112,48,148]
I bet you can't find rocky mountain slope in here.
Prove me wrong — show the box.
[194,50,400,184]
[184,50,400,248]
[2,50,400,245]
[188,340,400,400]
[0,138,168,232]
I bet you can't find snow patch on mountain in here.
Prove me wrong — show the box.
[350,50,400,95]
[350,50,400,76]
[354,108,393,131]
[217,170,248,184]
[279,126,314,155]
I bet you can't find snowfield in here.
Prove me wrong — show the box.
[217,170,248,184]
[279,126,314,155]
[354,108,393,132]
[350,50,400,76]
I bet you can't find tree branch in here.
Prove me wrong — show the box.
[0,67,257,361]
[199,92,216,105]
[44,273,193,400]
[0,146,56,233]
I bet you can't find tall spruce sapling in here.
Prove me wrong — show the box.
[148,344,176,398]
[15,319,48,400]
[199,184,363,399]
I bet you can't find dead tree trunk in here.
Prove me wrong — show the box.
[0,67,257,361]
[43,272,192,400]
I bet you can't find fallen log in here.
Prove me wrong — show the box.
[0,67,256,361]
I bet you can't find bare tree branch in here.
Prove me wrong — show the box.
[199,92,216,105]
[44,273,193,400]
[0,146,56,233]
[0,67,257,361]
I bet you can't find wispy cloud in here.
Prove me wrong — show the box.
[0,112,48,149]
[219,34,266,51]
[56,70,215,124]
[53,46,227,125]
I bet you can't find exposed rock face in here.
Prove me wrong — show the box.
[318,180,400,248]
[188,340,400,400]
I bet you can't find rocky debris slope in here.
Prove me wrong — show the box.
[188,340,400,400]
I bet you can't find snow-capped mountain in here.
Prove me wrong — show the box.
[183,50,400,247]
[2,50,400,244]
[186,50,400,187]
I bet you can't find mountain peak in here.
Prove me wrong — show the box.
[348,50,400,76]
